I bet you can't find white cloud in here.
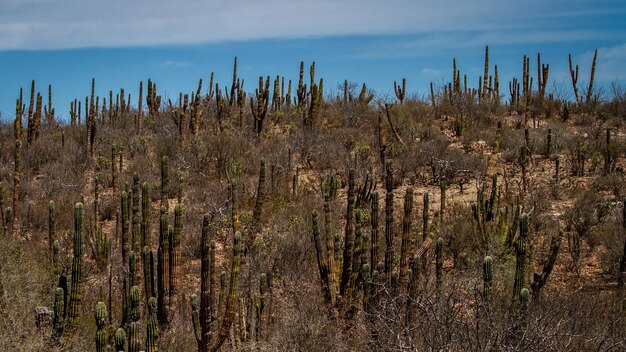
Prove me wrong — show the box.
[0,0,622,50]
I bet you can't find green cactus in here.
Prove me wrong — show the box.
[115,328,127,352]
[312,211,331,303]
[370,192,380,278]
[170,204,183,309]
[513,214,529,301]
[340,170,356,299]
[252,160,266,227]
[95,301,108,352]
[250,76,270,136]
[130,285,141,323]
[67,203,84,324]
[384,162,395,284]
[94,223,109,268]
[483,256,493,302]
[519,288,529,313]
[422,193,429,241]
[132,174,140,252]
[146,296,159,352]
[399,188,414,294]
[111,144,119,192]
[192,226,242,352]
[128,321,142,352]
[157,207,169,327]
[129,250,138,289]
[141,182,150,248]
[121,191,130,264]
[394,78,406,104]
[143,246,154,303]
[52,287,65,338]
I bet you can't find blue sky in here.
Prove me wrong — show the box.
[1,0,625,120]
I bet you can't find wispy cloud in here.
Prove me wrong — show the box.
[155,60,192,69]
[0,0,623,50]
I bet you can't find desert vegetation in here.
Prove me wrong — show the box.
[0,46,626,351]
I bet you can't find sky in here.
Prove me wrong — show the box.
[1,0,625,120]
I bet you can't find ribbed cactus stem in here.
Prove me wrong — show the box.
[115,328,127,352]
[324,193,337,307]
[132,174,140,252]
[95,301,108,352]
[128,321,142,352]
[422,193,429,241]
[129,285,141,322]
[483,256,493,302]
[340,170,356,297]
[67,203,84,323]
[121,191,129,264]
[252,160,266,227]
[157,207,169,327]
[519,288,529,313]
[141,182,150,248]
[52,287,65,337]
[513,214,529,300]
[143,246,154,303]
[129,250,138,288]
[312,211,331,303]
[384,162,395,284]
[146,296,159,352]
[370,192,380,278]
[399,188,413,294]
[170,204,183,309]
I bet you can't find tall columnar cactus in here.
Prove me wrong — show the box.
[111,144,119,192]
[394,78,406,104]
[513,213,529,301]
[137,80,143,134]
[52,287,65,338]
[250,75,270,137]
[586,49,598,104]
[422,193,430,241]
[192,218,242,352]
[115,328,127,352]
[252,160,266,227]
[435,237,444,290]
[143,246,155,303]
[129,285,141,323]
[146,296,159,352]
[129,251,138,289]
[323,188,337,307]
[483,256,493,302]
[161,156,169,211]
[399,188,414,294]
[340,170,356,298]
[141,182,151,248]
[94,224,110,268]
[121,191,129,264]
[128,321,142,352]
[26,80,35,145]
[383,162,396,285]
[67,203,84,324]
[312,211,331,303]
[95,301,108,352]
[370,192,380,278]
[14,88,23,140]
[12,139,21,234]
[519,288,529,313]
[48,200,55,257]
[132,174,141,252]
[169,204,182,311]
[157,207,169,327]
